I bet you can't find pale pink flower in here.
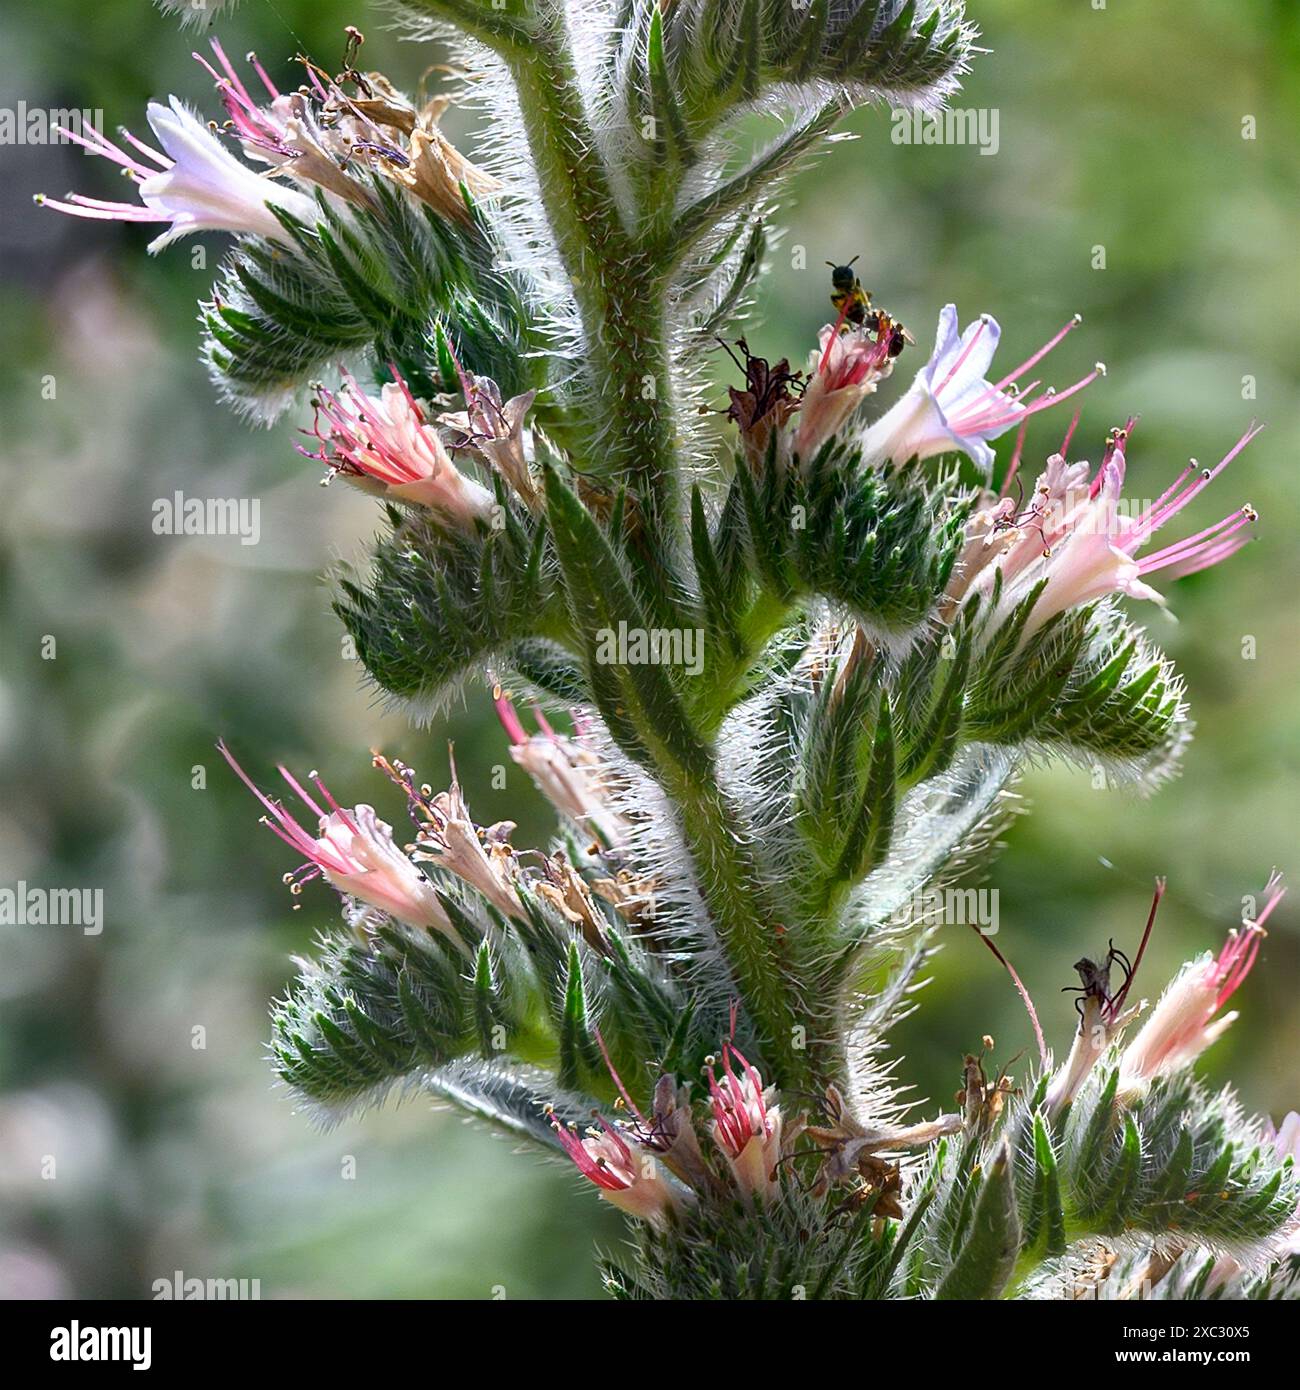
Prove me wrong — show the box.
[862,304,1101,476]
[953,420,1263,639]
[386,761,524,921]
[219,742,459,943]
[795,323,896,458]
[550,1115,683,1225]
[302,367,494,523]
[1268,1112,1300,1166]
[495,695,627,848]
[1119,875,1284,1093]
[708,1043,783,1202]
[36,97,317,252]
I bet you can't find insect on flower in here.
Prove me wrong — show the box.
[1043,879,1165,1116]
[827,256,872,326]
[1119,874,1285,1092]
[825,257,913,356]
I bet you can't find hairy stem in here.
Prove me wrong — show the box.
[508,25,682,533]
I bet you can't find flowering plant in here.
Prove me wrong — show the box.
[48,1,1297,1300]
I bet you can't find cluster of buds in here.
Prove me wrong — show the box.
[1202,1112,1300,1289]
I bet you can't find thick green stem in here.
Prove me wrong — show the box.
[673,771,829,1092]
[508,32,682,532]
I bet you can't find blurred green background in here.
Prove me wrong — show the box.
[0,0,1296,1299]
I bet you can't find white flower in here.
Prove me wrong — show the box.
[37,97,318,253]
[137,99,318,250]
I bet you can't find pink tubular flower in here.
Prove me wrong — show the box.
[302,367,494,523]
[219,742,459,944]
[1119,875,1285,1092]
[708,1043,783,1202]
[495,695,627,849]
[35,96,317,252]
[795,323,896,459]
[550,1114,682,1225]
[952,420,1263,638]
[862,304,1101,477]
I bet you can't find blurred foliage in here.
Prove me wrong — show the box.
[0,0,1296,1298]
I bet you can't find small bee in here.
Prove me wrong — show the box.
[827,256,872,326]
[827,258,914,356]
[866,308,915,358]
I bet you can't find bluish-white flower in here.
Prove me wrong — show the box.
[37,97,317,252]
[862,303,1100,476]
